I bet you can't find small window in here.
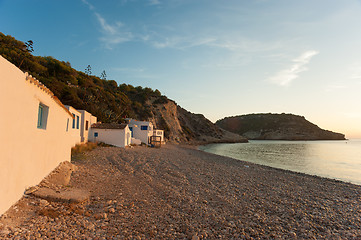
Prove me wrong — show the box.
[141,125,148,131]
[76,116,80,129]
[66,118,69,132]
[37,103,49,129]
[129,127,133,131]
[85,120,89,131]
[72,114,76,128]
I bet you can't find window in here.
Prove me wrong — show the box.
[37,103,49,129]
[66,118,69,132]
[141,125,148,131]
[85,120,89,131]
[76,116,80,129]
[129,127,133,137]
[72,114,76,128]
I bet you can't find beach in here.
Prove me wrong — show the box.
[1,144,361,239]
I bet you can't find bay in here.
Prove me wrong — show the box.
[199,139,361,185]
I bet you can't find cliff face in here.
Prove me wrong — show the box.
[148,98,248,144]
[216,113,346,140]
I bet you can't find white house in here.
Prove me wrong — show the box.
[127,119,164,144]
[0,55,74,216]
[90,123,131,148]
[64,105,81,146]
[78,110,97,143]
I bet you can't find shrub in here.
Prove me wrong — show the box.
[71,142,98,155]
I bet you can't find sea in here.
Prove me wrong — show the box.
[199,139,361,185]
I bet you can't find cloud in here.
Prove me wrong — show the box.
[149,0,161,5]
[147,32,282,56]
[349,62,361,80]
[81,0,95,10]
[268,50,319,86]
[112,67,145,72]
[325,84,347,92]
[94,13,124,35]
[150,36,213,49]
[81,0,132,49]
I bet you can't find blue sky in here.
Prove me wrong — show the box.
[1,0,361,138]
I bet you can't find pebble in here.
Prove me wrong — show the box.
[192,235,200,240]
[1,145,361,239]
[39,199,49,207]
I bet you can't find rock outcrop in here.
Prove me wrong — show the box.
[216,113,345,140]
[147,98,248,144]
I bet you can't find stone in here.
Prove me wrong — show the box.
[31,187,90,203]
[192,234,199,240]
[0,228,10,235]
[39,199,49,207]
[45,161,78,186]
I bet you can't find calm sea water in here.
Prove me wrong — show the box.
[199,139,361,185]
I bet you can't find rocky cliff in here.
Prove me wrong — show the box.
[216,113,346,140]
[148,98,248,144]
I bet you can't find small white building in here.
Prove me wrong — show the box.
[127,119,164,144]
[64,105,81,146]
[90,123,131,148]
[78,110,97,143]
[0,55,74,216]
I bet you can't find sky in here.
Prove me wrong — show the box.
[1,0,361,138]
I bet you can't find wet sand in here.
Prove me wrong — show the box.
[1,144,361,239]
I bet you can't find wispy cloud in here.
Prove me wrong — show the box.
[81,0,132,49]
[268,50,319,86]
[325,84,347,92]
[149,0,161,6]
[349,62,361,80]
[112,67,145,73]
[94,13,123,35]
[81,0,95,10]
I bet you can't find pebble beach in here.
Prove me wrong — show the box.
[1,144,361,239]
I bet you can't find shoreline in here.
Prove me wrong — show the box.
[1,144,361,239]
[198,140,361,186]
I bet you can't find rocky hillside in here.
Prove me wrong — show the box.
[216,113,345,140]
[0,32,246,144]
[148,98,247,144]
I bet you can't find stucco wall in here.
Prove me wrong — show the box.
[128,120,154,144]
[0,56,72,215]
[79,110,97,143]
[90,127,131,147]
[155,130,165,142]
[65,105,81,146]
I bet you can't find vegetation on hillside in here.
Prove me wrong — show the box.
[0,32,165,123]
[1,32,247,143]
[216,113,346,140]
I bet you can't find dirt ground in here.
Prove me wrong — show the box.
[1,144,361,239]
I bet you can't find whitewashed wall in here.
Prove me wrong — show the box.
[128,119,154,144]
[90,127,131,147]
[65,105,81,146]
[154,130,165,143]
[79,110,97,143]
[0,56,73,215]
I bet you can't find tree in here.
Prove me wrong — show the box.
[19,40,34,68]
[24,40,34,53]
[85,65,92,75]
[100,70,107,80]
